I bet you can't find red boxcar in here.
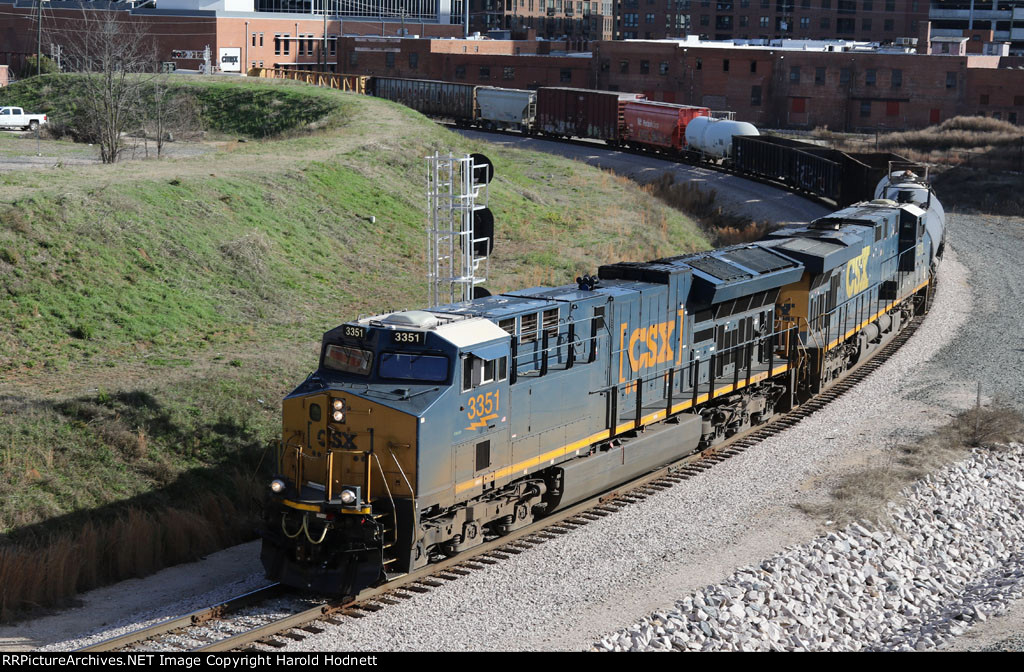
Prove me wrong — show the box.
[622,101,711,152]
[536,88,645,142]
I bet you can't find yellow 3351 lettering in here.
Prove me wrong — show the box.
[465,391,500,430]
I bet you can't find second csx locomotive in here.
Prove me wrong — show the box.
[260,171,944,596]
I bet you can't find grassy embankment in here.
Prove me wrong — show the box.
[810,116,1024,216]
[0,74,709,619]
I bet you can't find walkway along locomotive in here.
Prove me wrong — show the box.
[259,171,944,595]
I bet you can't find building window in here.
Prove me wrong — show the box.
[722,59,729,72]
[863,0,872,10]
[860,100,871,117]
[455,65,466,79]
[884,19,893,31]
[760,15,769,27]
[865,69,876,86]
[750,60,757,73]
[251,33,256,47]
[751,85,762,106]
[700,14,709,25]
[980,94,989,105]
[739,15,748,26]
[946,72,956,89]
[641,60,650,74]
[790,66,800,83]
[385,52,395,68]
[885,0,893,9]
[409,52,418,69]
[800,17,809,28]
[820,17,829,28]
[840,67,850,84]
[274,34,282,55]
[891,69,901,88]
[259,33,264,47]
[696,57,702,69]
[646,12,656,22]
[479,66,490,80]
[821,0,830,6]
[504,66,516,79]
[660,61,670,75]
[862,18,872,30]
[620,60,629,73]
[561,68,572,81]
[815,67,825,85]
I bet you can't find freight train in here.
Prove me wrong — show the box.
[367,77,904,207]
[259,167,945,595]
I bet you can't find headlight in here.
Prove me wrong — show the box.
[333,399,345,411]
[340,489,357,504]
[333,410,345,422]
[270,478,286,494]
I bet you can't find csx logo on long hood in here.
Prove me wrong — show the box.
[618,313,684,390]
[845,246,871,296]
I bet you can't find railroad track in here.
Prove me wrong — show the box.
[81,314,924,653]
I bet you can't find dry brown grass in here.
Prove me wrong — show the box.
[0,471,264,622]
[799,403,1023,529]
[643,174,778,247]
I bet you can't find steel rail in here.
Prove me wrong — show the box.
[78,584,285,652]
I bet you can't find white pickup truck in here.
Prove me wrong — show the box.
[0,106,48,131]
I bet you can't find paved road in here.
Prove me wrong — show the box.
[457,129,832,226]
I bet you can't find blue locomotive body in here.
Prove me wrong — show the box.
[260,194,943,595]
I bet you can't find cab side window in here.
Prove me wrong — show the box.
[462,354,508,392]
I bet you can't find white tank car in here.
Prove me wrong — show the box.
[874,170,946,261]
[684,116,759,158]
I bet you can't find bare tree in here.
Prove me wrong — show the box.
[148,83,203,158]
[58,9,158,163]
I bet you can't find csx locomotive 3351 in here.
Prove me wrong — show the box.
[259,171,944,596]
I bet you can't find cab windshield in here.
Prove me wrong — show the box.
[323,344,373,376]
[379,352,449,382]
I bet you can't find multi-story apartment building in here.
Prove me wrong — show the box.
[928,1,1024,52]
[611,0,929,41]
[466,0,613,40]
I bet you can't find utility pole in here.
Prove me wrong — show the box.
[36,0,43,77]
[322,0,327,72]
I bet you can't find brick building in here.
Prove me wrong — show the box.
[928,0,1024,53]
[466,0,614,41]
[0,0,465,74]
[609,0,929,42]
[593,38,1023,128]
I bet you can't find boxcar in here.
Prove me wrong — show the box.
[373,78,476,124]
[536,88,644,141]
[621,100,710,152]
[476,87,537,130]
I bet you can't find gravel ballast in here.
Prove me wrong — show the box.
[12,211,1023,653]
[594,442,1024,651]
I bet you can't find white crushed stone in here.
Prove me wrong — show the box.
[594,442,1024,651]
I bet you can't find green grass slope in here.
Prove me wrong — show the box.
[0,75,709,617]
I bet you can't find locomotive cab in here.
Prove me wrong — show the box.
[260,310,511,595]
